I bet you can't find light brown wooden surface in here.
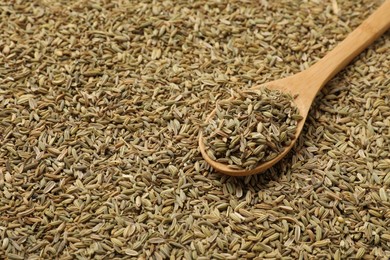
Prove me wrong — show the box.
[199,0,390,176]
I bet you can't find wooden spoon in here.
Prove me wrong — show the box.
[199,0,390,176]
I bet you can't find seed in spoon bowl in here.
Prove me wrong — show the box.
[202,87,303,170]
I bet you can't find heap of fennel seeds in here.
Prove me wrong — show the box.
[203,88,302,170]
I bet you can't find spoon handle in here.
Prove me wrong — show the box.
[302,0,390,98]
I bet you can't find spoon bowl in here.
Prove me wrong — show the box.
[199,0,390,176]
[199,72,309,176]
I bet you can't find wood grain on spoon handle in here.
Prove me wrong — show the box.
[300,0,390,101]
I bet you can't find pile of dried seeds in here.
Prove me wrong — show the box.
[203,88,301,170]
[0,0,389,259]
